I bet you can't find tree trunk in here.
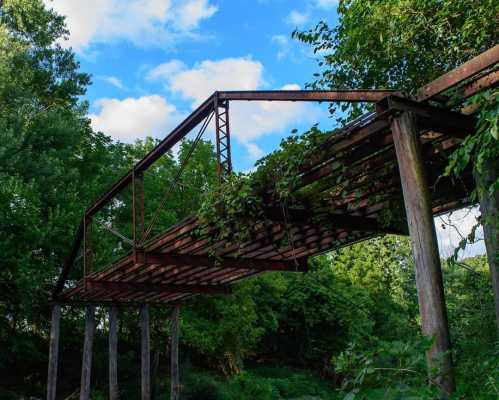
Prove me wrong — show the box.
[391,112,455,395]
[474,153,499,336]
[47,305,61,400]
[80,306,95,400]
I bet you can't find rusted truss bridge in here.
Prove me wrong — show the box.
[47,46,499,399]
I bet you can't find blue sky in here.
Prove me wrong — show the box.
[44,0,339,172]
[43,0,485,259]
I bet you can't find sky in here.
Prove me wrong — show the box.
[43,0,485,260]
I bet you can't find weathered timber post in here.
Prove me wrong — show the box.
[83,216,93,290]
[109,306,119,400]
[47,304,61,400]
[140,305,151,400]
[170,306,180,400]
[474,155,499,336]
[80,306,96,400]
[391,111,455,394]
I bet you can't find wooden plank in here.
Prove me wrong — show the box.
[391,111,455,394]
[140,305,151,400]
[133,249,308,272]
[87,280,231,295]
[47,305,61,400]
[109,306,119,400]
[417,45,499,100]
[170,306,180,400]
[80,306,95,400]
[380,95,477,138]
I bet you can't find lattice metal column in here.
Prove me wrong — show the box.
[214,95,232,181]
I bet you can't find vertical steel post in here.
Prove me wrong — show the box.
[47,304,61,400]
[133,169,145,247]
[391,111,455,394]
[214,95,232,182]
[83,216,93,290]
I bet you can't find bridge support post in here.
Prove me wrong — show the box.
[391,111,455,394]
[214,95,232,182]
[109,306,119,400]
[140,305,151,400]
[133,169,145,245]
[80,306,95,400]
[47,304,61,400]
[170,305,180,400]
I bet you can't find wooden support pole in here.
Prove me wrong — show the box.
[80,306,95,400]
[391,111,455,394]
[47,304,61,400]
[83,216,93,290]
[170,306,180,400]
[109,306,119,400]
[140,305,151,400]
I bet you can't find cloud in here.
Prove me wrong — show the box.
[314,0,339,9]
[272,35,290,60]
[245,143,265,159]
[98,75,125,90]
[147,58,321,147]
[146,60,186,81]
[286,10,309,26]
[89,95,184,143]
[43,0,217,53]
[174,0,217,30]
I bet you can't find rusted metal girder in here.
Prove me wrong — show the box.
[133,249,308,272]
[416,44,499,101]
[87,280,231,295]
[218,90,401,102]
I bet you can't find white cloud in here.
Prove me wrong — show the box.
[272,35,290,60]
[245,143,265,159]
[89,95,184,143]
[286,10,309,26]
[43,0,217,53]
[169,57,265,105]
[146,58,322,159]
[146,60,186,81]
[174,0,217,30]
[314,0,339,10]
[99,76,125,90]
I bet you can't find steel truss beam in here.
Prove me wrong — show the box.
[133,249,308,272]
[86,280,231,295]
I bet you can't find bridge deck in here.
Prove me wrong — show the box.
[56,46,498,305]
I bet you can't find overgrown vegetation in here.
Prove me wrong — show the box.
[1,0,498,399]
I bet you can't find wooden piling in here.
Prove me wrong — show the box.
[109,306,119,400]
[391,111,455,394]
[140,305,151,400]
[47,304,61,400]
[80,306,95,400]
[170,306,180,400]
